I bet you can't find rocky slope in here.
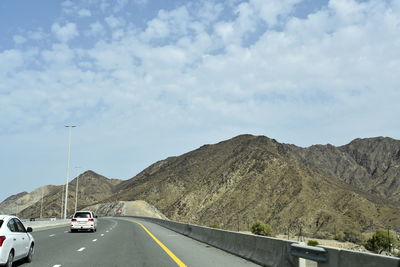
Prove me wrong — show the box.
[84,200,167,219]
[0,186,58,215]
[289,137,400,203]
[108,135,400,237]
[18,170,123,218]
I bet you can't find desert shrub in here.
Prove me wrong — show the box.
[208,224,221,229]
[313,232,331,239]
[365,229,398,254]
[307,240,319,246]
[334,232,345,241]
[343,229,364,244]
[251,221,273,236]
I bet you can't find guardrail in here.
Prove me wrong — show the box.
[130,216,400,267]
[22,218,70,230]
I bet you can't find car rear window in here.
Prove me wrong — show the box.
[74,212,91,218]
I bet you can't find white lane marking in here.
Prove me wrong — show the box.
[92,239,97,242]
[101,234,104,237]
[49,234,55,237]
[168,234,179,237]
[106,230,109,233]
[77,247,85,252]
[64,231,68,233]
[53,265,61,267]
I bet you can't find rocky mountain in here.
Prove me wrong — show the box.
[0,186,58,215]
[106,135,400,237]
[3,134,399,238]
[17,170,123,218]
[289,137,400,203]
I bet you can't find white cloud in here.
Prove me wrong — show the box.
[62,0,73,8]
[51,22,79,43]
[88,21,105,36]
[13,35,26,45]
[0,50,24,73]
[105,16,124,28]
[78,8,92,17]
[250,0,302,26]
[28,29,46,40]
[1,0,400,198]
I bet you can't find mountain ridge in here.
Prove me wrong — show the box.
[2,134,399,238]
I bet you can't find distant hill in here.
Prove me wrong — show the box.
[0,186,58,215]
[17,170,123,218]
[107,135,400,237]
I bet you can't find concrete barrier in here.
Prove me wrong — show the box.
[130,216,298,267]
[22,219,70,230]
[317,246,400,267]
[129,216,400,267]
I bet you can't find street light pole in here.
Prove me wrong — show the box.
[40,187,44,219]
[74,166,81,214]
[64,125,76,219]
[60,184,64,219]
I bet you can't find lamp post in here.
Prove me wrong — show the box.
[40,187,44,219]
[64,125,76,219]
[60,184,64,219]
[74,166,81,214]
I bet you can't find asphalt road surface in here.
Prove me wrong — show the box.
[16,217,260,267]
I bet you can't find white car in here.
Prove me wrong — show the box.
[70,211,97,232]
[0,215,35,267]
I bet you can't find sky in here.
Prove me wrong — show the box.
[1,0,399,202]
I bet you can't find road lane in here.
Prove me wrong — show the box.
[24,217,115,266]
[18,217,259,267]
[125,218,258,267]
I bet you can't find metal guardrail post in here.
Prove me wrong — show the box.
[290,243,328,264]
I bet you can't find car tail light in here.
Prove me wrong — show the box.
[0,236,5,247]
[71,218,77,222]
[88,218,94,221]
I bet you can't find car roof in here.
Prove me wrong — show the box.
[0,215,16,220]
[74,211,93,213]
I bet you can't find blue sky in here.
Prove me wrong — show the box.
[1,0,399,202]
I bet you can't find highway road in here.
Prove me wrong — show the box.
[17,217,260,267]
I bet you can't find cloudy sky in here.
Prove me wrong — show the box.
[1,0,399,202]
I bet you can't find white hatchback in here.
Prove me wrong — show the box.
[70,211,97,232]
[0,215,35,267]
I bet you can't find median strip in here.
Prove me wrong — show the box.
[131,220,187,267]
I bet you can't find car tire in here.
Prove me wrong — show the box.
[5,250,14,267]
[26,244,34,263]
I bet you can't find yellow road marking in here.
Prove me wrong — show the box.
[131,220,187,267]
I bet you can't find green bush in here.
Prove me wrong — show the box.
[251,221,273,236]
[365,229,398,254]
[208,224,221,229]
[307,240,319,246]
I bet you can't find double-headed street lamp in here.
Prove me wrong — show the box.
[64,125,76,219]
